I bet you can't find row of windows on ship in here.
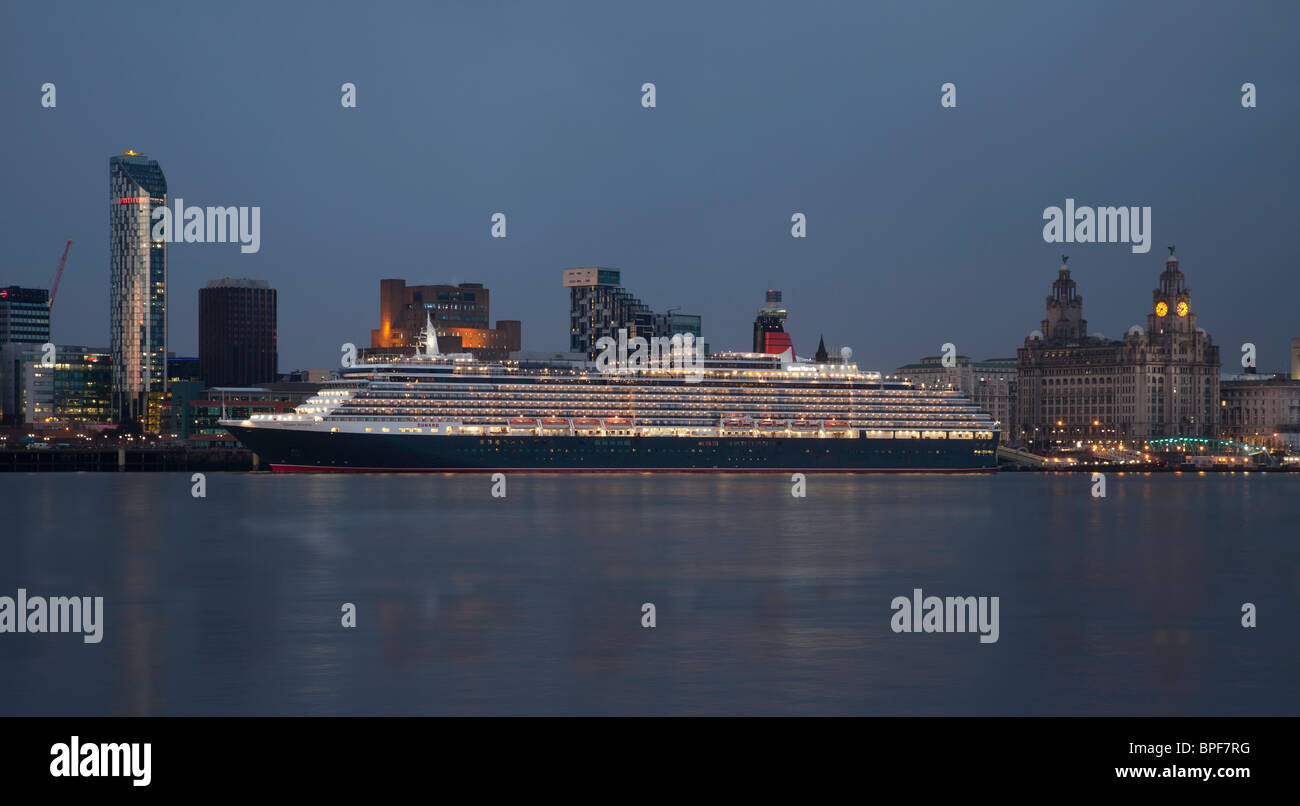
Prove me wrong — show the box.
[361,381,966,398]
[306,401,985,416]
[321,422,995,440]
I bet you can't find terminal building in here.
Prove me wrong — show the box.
[187,384,321,447]
[370,279,521,361]
[1016,250,1220,449]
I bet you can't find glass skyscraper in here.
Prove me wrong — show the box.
[0,286,51,344]
[109,152,168,431]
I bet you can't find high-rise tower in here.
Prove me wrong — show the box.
[199,278,278,387]
[109,152,168,431]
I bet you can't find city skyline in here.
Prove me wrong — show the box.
[2,2,1297,375]
[1,0,1297,740]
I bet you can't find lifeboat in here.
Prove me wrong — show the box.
[603,418,632,427]
[823,420,850,429]
[723,418,754,429]
[573,418,602,427]
[509,418,538,427]
[756,420,786,432]
[790,421,820,433]
[540,418,569,427]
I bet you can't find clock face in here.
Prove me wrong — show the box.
[1155,302,1168,317]
[1177,301,1189,317]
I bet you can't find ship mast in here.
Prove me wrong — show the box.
[414,310,440,358]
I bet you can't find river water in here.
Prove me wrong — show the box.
[0,472,1294,715]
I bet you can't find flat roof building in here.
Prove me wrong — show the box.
[371,279,521,361]
[0,286,51,345]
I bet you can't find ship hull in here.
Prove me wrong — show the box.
[225,426,998,473]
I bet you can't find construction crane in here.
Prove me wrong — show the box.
[48,239,72,309]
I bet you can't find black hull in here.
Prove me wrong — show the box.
[225,426,998,473]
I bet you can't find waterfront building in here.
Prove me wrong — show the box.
[167,354,202,383]
[188,383,321,447]
[109,152,168,431]
[0,286,51,345]
[564,268,697,360]
[370,279,520,361]
[669,312,702,339]
[1016,251,1220,448]
[0,344,111,426]
[1220,371,1300,451]
[280,368,335,383]
[896,356,1018,443]
[199,278,278,387]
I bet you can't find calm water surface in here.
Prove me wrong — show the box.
[0,472,1296,715]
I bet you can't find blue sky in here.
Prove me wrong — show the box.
[2,0,1297,371]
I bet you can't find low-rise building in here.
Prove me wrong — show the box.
[189,383,321,447]
[1220,372,1300,451]
[0,344,112,427]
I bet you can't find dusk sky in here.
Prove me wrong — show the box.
[3,0,1297,372]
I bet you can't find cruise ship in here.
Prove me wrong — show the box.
[222,321,998,472]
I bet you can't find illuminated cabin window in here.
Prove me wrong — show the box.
[949,431,974,439]
[381,427,391,433]
[365,427,373,432]
[895,430,920,439]
[330,427,340,433]
[921,431,947,439]
[975,431,994,439]
[862,430,893,439]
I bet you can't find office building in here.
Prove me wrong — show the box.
[199,278,278,387]
[0,286,51,345]
[0,344,112,427]
[370,279,521,361]
[564,268,699,360]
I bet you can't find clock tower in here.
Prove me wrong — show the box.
[1147,246,1195,336]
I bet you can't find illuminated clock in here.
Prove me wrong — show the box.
[1155,302,1168,317]
[1177,301,1189,317]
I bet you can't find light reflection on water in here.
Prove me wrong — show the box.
[0,472,1294,715]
